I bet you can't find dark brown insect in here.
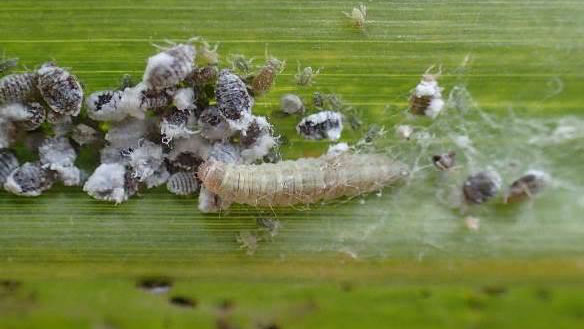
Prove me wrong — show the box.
[432,151,456,171]
[36,63,83,116]
[250,57,284,96]
[462,171,501,204]
[504,170,549,204]
[409,95,433,116]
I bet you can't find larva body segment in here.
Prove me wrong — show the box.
[0,73,38,104]
[199,153,409,207]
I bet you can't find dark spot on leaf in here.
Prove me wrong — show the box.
[137,277,172,293]
[218,299,236,311]
[0,279,22,292]
[170,295,197,308]
[481,285,507,297]
[535,287,552,301]
[464,293,485,310]
[419,289,432,299]
[340,281,353,292]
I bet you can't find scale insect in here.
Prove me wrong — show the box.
[36,63,84,116]
[198,153,409,207]
[143,43,196,90]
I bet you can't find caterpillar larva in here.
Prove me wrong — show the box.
[198,153,409,207]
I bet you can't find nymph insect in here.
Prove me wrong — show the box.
[4,162,54,197]
[280,94,304,114]
[250,56,285,96]
[0,149,18,185]
[198,152,409,207]
[198,105,233,141]
[166,171,200,196]
[215,69,253,130]
[228,54,254,76]
[296,111,343,141]
[432,151,456,171]
[143,43,195,90]
[36,63,84,116]
[504,170,549,204]
[409,67,444,119]
[343,3,367,29]
[0,72,38,104]
[462,170,501,204]
[295,63,321,86]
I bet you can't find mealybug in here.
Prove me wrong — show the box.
[432,151,456,171]
[0,73,38,104]
[38,137,81,186]
[83,163,135,204]
[166,171,200,196]
[395,125,413,140]
[250,57,285,96]
[160,108,195,144]
[343,3,367,29]
[198,105,233,141]
[462,171,501,204]
[215,69,253,130]
[295,63,321,86]
[504,170,549,204]
[280,94,304,114]
[36,63,83,116]
[143,44,195,90]
[4,162,54,196]
[409,69,444,119]
[0,149,18,185]
[296,111,343,141]
[240,116,277,164]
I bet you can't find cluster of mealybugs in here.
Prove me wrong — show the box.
[80,41,285,211]
[0,58,85,196]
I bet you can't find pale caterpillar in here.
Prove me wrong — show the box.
[198,153,409,207]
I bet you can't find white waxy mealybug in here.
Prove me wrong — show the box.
[0,149,19,185]
[395,125,413,140]
[198,105,234,141]
[105,118,154,150]
[71,124,101,146]
[166,171,200,196]
[36,63,83,116]
[297,111,343,141]
[240,116,277,164]
[198,152,409,207]
[215,69,253,131]
[173,88,196,112]
[327,142,350,156]
[280,94,304,114]
[38,137,82,186]
[0,102,46,131]
[167,135,210,171]
[160,108,195,144]
[343,3,367,29]
[143,44,195,90]
[462,170,501,205]
[83,163,136,204]
[0,73,38,104]
[504,170,549,204]
[0,119,16,148]
[4,162,54,197]
[409,71,444,119]
[126,140,165,182]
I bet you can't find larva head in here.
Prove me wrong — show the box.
[197,160,226,192]
[36,63,83,116]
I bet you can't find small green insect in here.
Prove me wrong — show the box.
[295,62,321,86]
